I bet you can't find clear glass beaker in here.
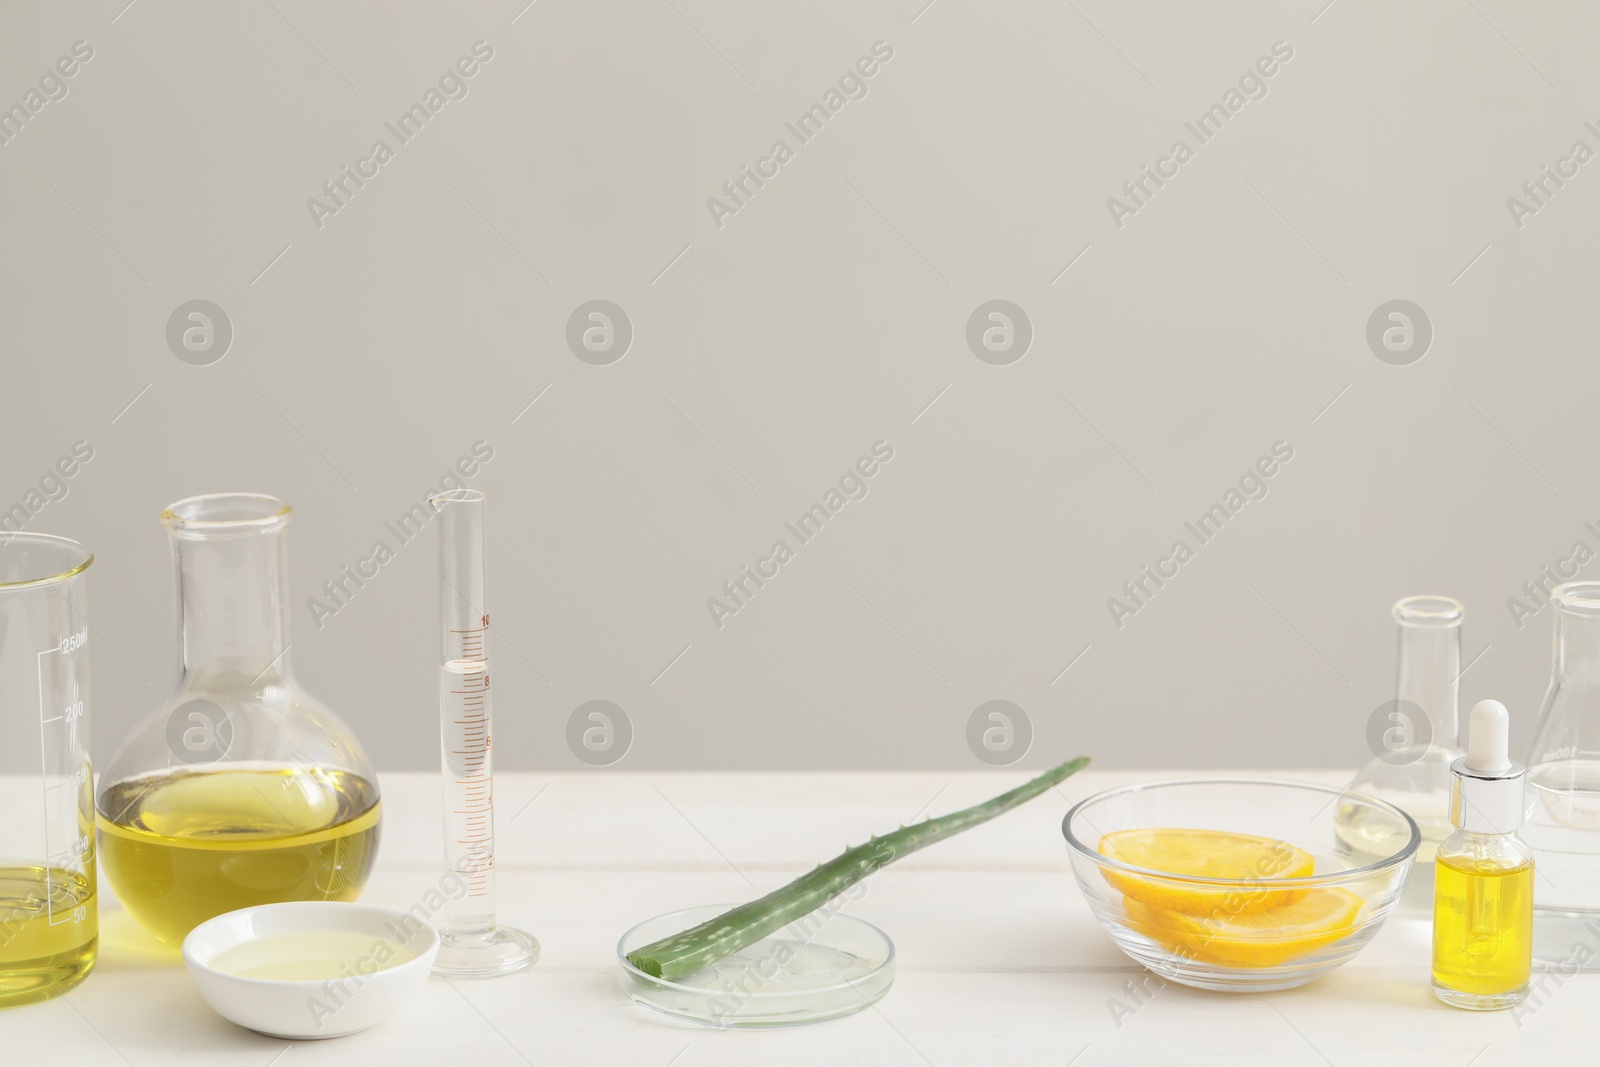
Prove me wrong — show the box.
[0,533,97,1006]
[1340,595,1466,910]
[96,494,382,943]
[1526,582,1600,965]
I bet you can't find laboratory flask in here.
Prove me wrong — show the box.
[1525,582,1600,966]
[96,494,381,943]
[1341,595,1466,909]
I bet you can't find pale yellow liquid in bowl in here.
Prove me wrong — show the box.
[210,930,417,981]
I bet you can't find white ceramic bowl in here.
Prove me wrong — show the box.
[183,902,440,1039]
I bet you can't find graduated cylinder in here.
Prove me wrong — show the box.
[428,489,537,977]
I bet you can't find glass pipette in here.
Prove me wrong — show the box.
[429,489,539,978]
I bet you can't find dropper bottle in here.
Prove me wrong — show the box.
[1431,699,1534,1010]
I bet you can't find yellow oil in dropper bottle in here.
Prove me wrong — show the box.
[1431,699,1533,1009]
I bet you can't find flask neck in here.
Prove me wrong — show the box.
[1553,605,1600,680]
[1397,622,1461,749]
[169,515,294,685]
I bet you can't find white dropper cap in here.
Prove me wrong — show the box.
[1465,699,1513,775]
[1450,698,1525,835]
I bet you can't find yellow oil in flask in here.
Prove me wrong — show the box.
[97,767,380,944]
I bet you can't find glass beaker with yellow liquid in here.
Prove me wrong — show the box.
[97,494,381,943]
[0,533,98,1007]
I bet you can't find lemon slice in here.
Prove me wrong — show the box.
[1124,888,1363,967]
[1097,828,1313,915]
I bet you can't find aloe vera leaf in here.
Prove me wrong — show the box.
[626,756,1090,980]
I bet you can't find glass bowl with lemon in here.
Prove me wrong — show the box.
[1063,780,1419,991]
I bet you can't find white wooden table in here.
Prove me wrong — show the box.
[6,770,1591,1065]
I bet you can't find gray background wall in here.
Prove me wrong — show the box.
[2,0,1594,771]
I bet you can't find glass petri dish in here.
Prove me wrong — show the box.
[616,904,894,1028]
